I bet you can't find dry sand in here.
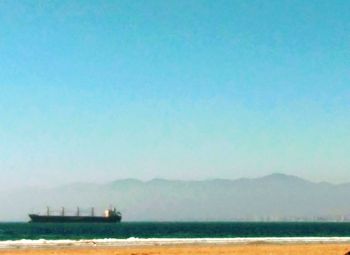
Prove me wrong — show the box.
[1,243,350,255]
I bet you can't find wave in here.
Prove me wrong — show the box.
[2,237,350,249]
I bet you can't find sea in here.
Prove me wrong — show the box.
[1,222,350,248]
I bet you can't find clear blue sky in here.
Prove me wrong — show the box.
[0,0,349,188]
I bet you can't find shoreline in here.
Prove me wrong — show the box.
[2,237,350,250]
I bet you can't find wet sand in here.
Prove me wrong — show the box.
[1,243,350,255]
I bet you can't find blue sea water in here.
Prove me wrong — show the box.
[1,222,350,241]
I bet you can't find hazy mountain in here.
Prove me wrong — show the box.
[2,173,350,222]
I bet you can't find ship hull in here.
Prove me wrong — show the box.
[29,214,121,223]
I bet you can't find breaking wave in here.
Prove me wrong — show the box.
[2,237,350,249]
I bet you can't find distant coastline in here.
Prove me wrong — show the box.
[2,173,350,222]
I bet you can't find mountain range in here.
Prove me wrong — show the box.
[1,173,350,222]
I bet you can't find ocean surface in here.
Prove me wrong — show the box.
[1,222,350,241]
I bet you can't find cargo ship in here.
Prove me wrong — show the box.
[29,207,122,223]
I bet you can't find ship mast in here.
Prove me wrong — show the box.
[91,207,95,217]
[47,206,50,216]
[76,207,80,216]
[61,207,65,216]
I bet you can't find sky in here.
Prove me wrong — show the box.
[0,0,349,189]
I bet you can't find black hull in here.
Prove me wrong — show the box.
[29,214,121,223]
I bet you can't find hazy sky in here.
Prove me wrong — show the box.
[0,0,349,189]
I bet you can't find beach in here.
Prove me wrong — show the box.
[2,237,350,254]
[1,243,350,255]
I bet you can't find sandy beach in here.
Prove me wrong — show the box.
[1,243,350,255]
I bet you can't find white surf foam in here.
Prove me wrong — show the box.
[2,237,350,249]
